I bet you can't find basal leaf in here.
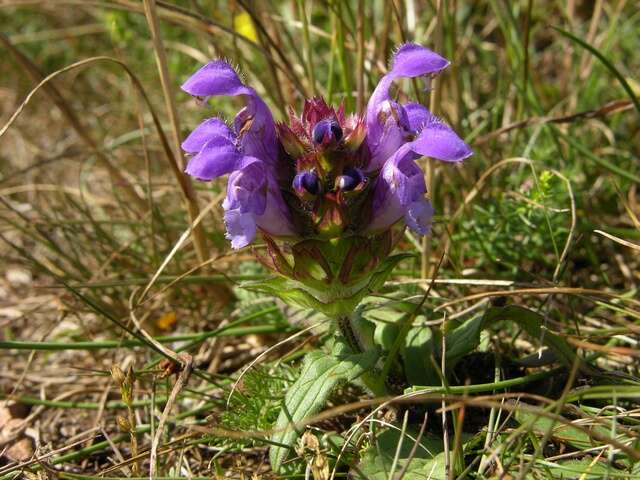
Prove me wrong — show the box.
[400,315,484,387]
[269,340,379,472]
[402,325,439,386]
[481,305,583,369]
[354,428,449,480]
[444,314,485,363]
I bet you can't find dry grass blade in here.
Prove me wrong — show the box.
[149,354,193,479]
[421,0,445,280]
[355,0,365,111]
[474,99,633,145]
[394,412,429,480]
[142,0,213,274]
[235,0,306,97]
[434,286,640,311]
[594,229,640,252]
[0,32,146,213]
[0,55,190,205]
[441,396,640,462]
[137,198,217,303]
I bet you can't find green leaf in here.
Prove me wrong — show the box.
[443,314,485,363]
[374,320,401,351]
[516,410,601,450]
[539,459,627,479]
[400,315,484,386]
[482,306,583,369]
[401,325,439,386]
[367,253,414,292]
[269,340,379,472]
[400,305,584,389]
[354,428,449,480]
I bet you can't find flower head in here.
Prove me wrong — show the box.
[181,44,472,313]
[182,44,470,249]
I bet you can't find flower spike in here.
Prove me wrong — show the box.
[181,44,471,285]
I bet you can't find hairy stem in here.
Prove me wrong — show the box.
[336,315,388,397]
[336,315,362,353]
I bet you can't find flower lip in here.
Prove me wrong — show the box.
[312,119,342,145]
[336,167,365,192]
[293,171,321,196]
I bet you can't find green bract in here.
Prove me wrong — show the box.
[245,235,412,317]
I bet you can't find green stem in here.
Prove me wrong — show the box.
[0,324,288,351]
[405,367,562,395]
[297,0,316,96]
[336,315,362,353]
[336,315,387,396]
[0,394,170,410]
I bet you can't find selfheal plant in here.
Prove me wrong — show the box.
[179,45,598,479]
[182,44,473,475]
[181,44,472,317]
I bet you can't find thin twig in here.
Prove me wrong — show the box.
[149,354,193,479]
[474,99,633,145]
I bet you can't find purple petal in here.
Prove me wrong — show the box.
[233,103,279,163]
[221,157,297,247]
[367,101,412,171]
[380,145,426,206]
[256,169,297,237]
[224,159,268,215]
[182,60,278,163]
[181,60,251,97]
[366,145,427,233]
[366,181,403,233]
[182,117,234,153]
[390,43,450,78]
[405,199,434,235]
[367,44,449,145]
[403,103,432,132]
[185,136,242,180]
[409,116,473,162]
[223,208,257,249]
[255,194,297,238]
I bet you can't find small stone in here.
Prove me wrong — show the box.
[0,400,29,429]
[5,437,34,461]
[6,268,32,285]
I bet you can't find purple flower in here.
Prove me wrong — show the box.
[222,157,295,249]
[366,144,434,235]
[181,61,295,248]
[181,43,472,249]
